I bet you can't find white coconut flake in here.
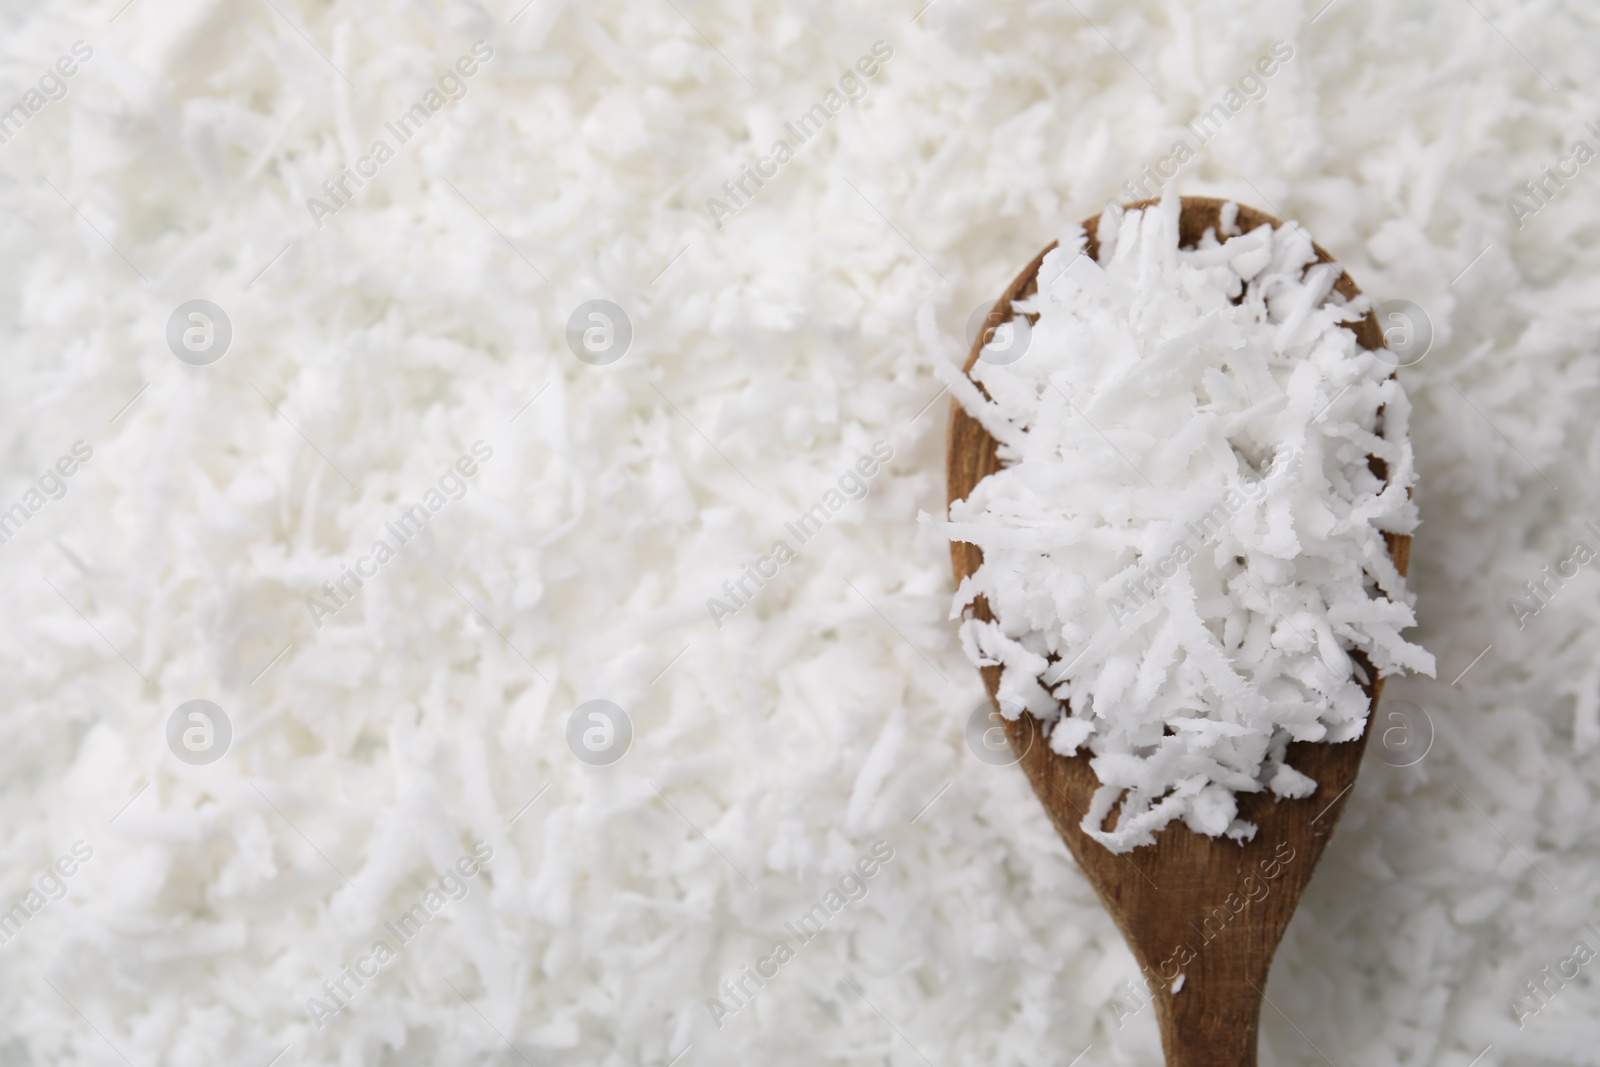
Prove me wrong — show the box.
[3,3,1598,1064]
[945,190,1435,853]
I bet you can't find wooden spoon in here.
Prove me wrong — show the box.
[946,197,1409,1067]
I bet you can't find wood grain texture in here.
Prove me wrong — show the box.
[946,198,1409,1066]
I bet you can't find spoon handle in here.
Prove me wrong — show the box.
[1000,705,1366,1067]
[1153,971,1266,1066]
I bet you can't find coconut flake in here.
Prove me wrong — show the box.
[945,190,1434,853]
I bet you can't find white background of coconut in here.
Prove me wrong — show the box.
[0,0,1596,1064]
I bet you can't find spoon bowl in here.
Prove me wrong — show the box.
[946,197,1410,1067]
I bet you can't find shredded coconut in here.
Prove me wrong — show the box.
[945,191,1435,852]
[3,2,1598,1064]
